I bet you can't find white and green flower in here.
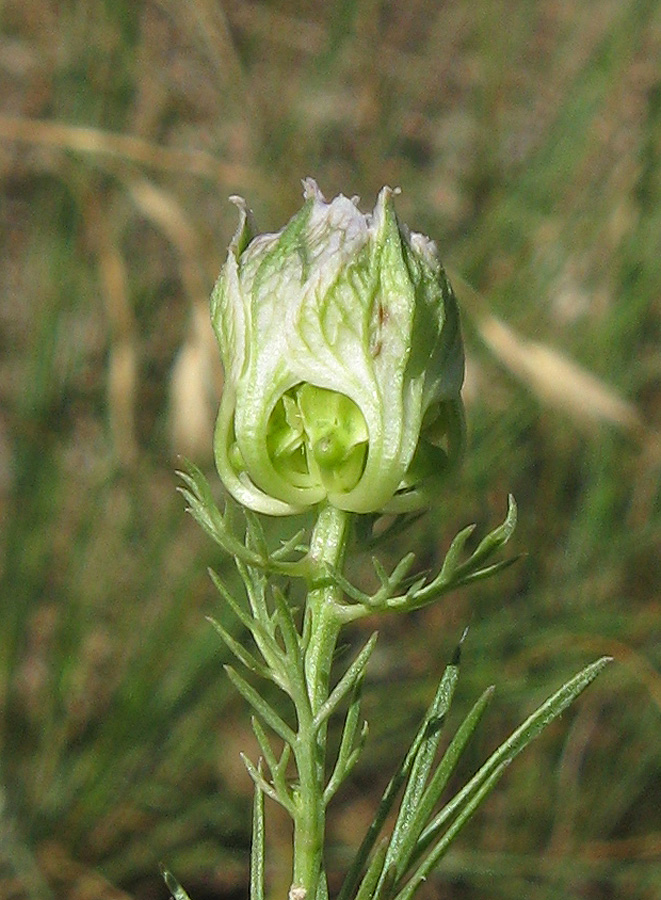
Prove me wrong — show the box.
[211,179,465,515]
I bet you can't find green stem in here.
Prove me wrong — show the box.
[291,504,351,900]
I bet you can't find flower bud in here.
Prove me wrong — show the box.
[211,179,465,516]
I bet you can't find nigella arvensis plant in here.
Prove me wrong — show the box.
[165,182,610,900]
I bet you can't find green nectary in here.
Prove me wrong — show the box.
[266,384,369,495]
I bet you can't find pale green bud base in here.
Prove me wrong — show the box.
[167,463,612,900]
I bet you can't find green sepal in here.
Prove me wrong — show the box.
[212,183,465,515]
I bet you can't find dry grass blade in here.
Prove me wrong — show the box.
[37,841,134,900]
[185,0,257,117]
[124,178,206,292]
[121,177,222,458]
[0,113,261,187]
[169,303,220,460]
[82,195,138,466]
[479,315,644,435]
[451,271,645,438]
[106,341,139,467]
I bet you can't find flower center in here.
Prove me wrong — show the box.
[266,384,368,495]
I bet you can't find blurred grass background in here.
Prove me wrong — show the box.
[0,1,659,898]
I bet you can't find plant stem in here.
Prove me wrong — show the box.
[291,504,351,900]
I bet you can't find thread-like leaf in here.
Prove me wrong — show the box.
[208,569,289,689]
[335,728,423,900]
[161,867,192,900]
[244,508,270,558]
[336,646,461,900]
[453,555,522,588]
[251,717,294,811]
[224,666,296,745]
[393,660,609,900]
[178,462,308,575]
[358,510,426,551]
[208,568,276,654]
[353,839,389,900]
[207,615,270,679]
[437,523,476,582]
[313,633,378,732]
[417,657,611,861]
[177,463,259,564]
[380,650,460,885]
[235,557,271,625]
[384,553,417,593]
[271,527,308,560]
[272,588,305,671]
[390,686,495,881]
[208,568,253,630]
[241,752,290,809]
[324,680,366,804]
[340,720,369,781]
[456,495,517,575]
[249,778,265,900]
[393,762,507,900]
[398,497,517,611]
[251,717,279,781]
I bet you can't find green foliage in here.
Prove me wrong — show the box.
[167,477,607,900]
[341,657,610,900]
